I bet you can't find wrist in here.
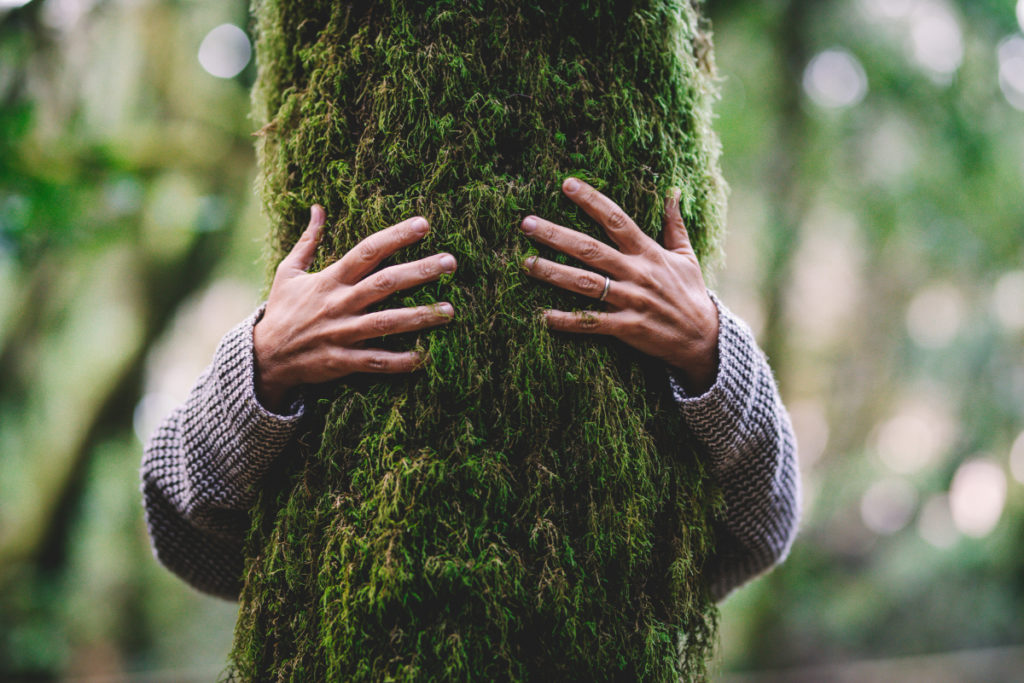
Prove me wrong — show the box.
[252,320,293,413]
[667,300,720,395]
[667,344,718,396]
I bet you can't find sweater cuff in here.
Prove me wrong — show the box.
[668,293,763,468]
[182,306,304,512]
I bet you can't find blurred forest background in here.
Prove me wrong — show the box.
[1,0,1022,680]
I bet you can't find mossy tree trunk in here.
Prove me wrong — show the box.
[231,1,727,680]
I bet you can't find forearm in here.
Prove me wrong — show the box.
[140,307,303,598]
[672,294,800,601]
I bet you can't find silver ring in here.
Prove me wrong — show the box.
[598,276,611,302]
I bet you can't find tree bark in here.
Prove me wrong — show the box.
[231,1,726,680]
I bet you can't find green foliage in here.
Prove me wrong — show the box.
[230,0,726,680]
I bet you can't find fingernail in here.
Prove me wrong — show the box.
[564,177,580,193]
[412,217,429,236]
[523,255,538,269]
[439,254,456,272]
[311,204,325,225]
[439,302,454,317]
[521,216,537,234]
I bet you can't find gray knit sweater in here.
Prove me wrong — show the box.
[141,295,799,603]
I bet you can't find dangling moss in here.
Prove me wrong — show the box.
[230,1,727,680]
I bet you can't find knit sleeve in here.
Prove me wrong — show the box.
[140,307,303,599]
[670,293,801,602]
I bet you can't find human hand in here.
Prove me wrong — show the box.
[253,205,457,412]
[520,177,719,395]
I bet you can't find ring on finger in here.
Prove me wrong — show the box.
[599,275,611,302]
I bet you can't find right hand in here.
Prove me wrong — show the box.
[253,205,457,412]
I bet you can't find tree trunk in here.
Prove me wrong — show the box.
[231,1,726,680]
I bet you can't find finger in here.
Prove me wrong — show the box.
[520,215,632,279]
[324,216,430,285]
[543,309,625,335]
[279,204,326,274]
[333,349,427,375]
[343,303,455,342]
[523,256,634,308]
[561,177,655,255]
[662,188,693,254]
[344,253,457,310]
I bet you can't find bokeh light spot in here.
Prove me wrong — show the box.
[198,24,252,79]
[874,402,954,475]
[908,1,963,81]
[861,478,917,535]
[949,458,1007,538]
[997,36,1024,111]
[803,49,868,109]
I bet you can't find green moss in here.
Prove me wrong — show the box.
[231,0,727,680]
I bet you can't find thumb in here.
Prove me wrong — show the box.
[280,204,326,274]
[662,189,692,254]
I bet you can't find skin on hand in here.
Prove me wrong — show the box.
[520,177,720,395]
[253,205,457,412]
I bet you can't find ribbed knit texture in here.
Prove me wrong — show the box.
[669,293,800,601]
[141,296,799,602]
[140,307,304,599]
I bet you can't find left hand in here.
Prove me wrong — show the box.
[520,177,719,395]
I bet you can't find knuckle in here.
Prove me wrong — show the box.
[607,209,629,230]
[366,354,390,371]
[633,290,654,312]
[577,313,601,330]
[576,274,598,293]
[623,315,644,335]
[372,311,395,333]
[358,240,381,262]
[637,265,660,288]
[332,287,356,313]
[326,351,350,374]
[372,271,396,292]
[578,240,602,261]
[419,258,436,278]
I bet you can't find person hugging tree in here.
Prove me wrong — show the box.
[141,1,799,680]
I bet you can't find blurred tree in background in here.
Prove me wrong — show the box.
[0,0,1022,680]
[0,0,256,677]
